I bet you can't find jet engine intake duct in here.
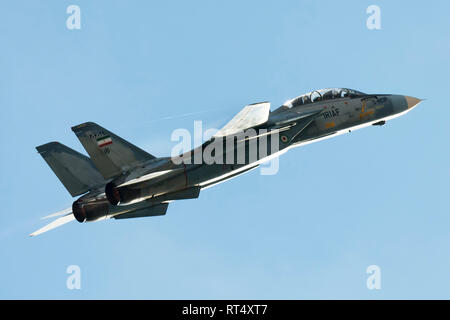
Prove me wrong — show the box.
[72,199,110,223]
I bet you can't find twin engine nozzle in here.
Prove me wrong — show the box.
[105,182,144,206]
[71,183,142,223]
[72,184,159,223]
[73,175,188,223]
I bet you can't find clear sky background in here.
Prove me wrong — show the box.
[1,0,449,299]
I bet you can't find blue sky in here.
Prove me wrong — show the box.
[1,0,449,299]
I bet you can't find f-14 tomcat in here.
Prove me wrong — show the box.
[31,88,422,236]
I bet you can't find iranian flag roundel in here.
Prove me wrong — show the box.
[97,135,112,147]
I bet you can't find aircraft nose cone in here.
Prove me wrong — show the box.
[405,96,422,109]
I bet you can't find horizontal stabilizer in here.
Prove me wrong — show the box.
[214,102,270,137]
[114,203,168,219]
[71,122,156,180]
[36,142,106,197]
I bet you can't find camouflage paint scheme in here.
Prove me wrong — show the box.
[32,88,421,235]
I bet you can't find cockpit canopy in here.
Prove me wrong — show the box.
[283,88,366,108]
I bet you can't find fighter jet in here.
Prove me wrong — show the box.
[31,88,422,236]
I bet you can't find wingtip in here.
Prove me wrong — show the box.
[41,207,72,220]
[30,214,75,237]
